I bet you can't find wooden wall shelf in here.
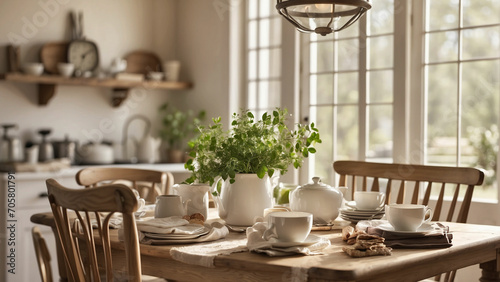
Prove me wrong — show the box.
[0,73,193,107]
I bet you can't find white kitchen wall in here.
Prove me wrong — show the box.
[0,0,210,159]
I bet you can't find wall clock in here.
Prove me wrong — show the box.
[67,40,99,74]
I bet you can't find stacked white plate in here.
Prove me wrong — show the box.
[340,204,385,223]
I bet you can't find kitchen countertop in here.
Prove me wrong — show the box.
[0,162,188,180]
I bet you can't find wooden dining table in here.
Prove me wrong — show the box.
[31,212,500,282]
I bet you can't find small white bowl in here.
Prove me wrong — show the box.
[23,63,44,76]
[147,71,164,81]
[57,63,75,78]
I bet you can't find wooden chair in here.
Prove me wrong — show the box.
[76,167,174,203]
[334,160,485,223]
[333,160,485,282]
[46,178,142,282]
[32,226,53,282]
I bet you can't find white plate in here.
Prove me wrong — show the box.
[340,208,385,216]
[271,234,322,248]
[377,222,434,234]
[340,215,384,223]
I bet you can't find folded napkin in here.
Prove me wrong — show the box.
[140,221,230,245]
[356,220,453,249]
[246,222,331,256]
[136,216,190,234]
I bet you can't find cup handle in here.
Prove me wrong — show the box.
[423,207,433,223]
[262,223,277,241]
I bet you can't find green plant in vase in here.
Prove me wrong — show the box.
[158,103,206,163]
[184,108,321,226]
[185,108,321,185]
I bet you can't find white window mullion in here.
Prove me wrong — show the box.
[393,0,411,163]
[358,15,368,160]
[410,0,426,165]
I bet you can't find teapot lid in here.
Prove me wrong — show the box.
[300,176,332,189]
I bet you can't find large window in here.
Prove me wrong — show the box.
[419,0,500,200]
[241,0,500,201]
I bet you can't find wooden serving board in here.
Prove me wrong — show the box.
[124,51,162,75]
[40,42,69,74]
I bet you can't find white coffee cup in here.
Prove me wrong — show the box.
[354,191,385,210]
[154,195,190,218]
[385,204,433,232]
[262,211,312,242]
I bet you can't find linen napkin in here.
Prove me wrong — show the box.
[356,220,453,249]
[136,216,190,233]
[246,222,331,256]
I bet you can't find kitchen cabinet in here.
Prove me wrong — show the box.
[0,73,193,107]
[0,163,188,282]
[0,168,80,282]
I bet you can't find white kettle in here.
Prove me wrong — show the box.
[123,115,160,164]
[136,135,161,164]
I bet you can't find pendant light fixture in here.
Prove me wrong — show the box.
[276,0,372,36]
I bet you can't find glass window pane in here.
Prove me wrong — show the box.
[311,74,334,105]
[337,72,358,104]
[258,49,270,78]
[259,19,270,48]
[427,0,459,31]
[248,2,258,20]
[367,105,393,160]
[248,82,257,109]
[259,0,271,18]
[463,0,500,27]
[369,35,393,69]
[463,26,500,60]
[248,50,257,80]
[426,64,458,165]
[248,20,257,49]
[311,41,334,73]
[337,20,359,39]
[337,38,359,71]
[369,0,394,35]
[312,106,334,184]
[462,60,500,176]
[426,31,459,63]
[258,80,281,109]
[337,105,359,160]
[258,48,280,79]
[369,70,393,103]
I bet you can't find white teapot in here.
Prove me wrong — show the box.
[289,177,343,224]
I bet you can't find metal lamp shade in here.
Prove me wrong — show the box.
[276,0,371,36]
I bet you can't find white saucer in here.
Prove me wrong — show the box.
[270,234,322,248]
[345,201,384,212]
[377,222,434,234]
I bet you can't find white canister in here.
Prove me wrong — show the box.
[163,60,181,82]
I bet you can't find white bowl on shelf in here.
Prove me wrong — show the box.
[147,71,164,81]
[57,63,75,78]
[23,63,44,76]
